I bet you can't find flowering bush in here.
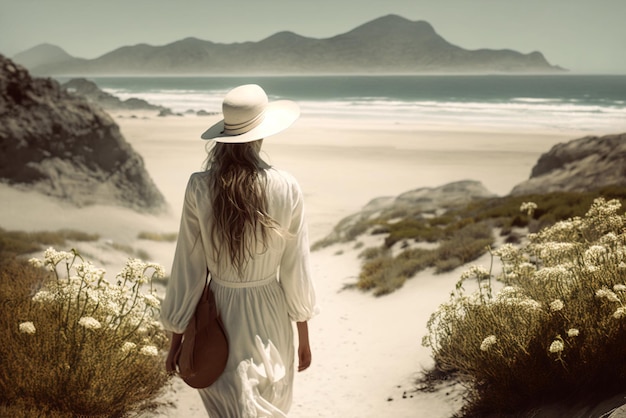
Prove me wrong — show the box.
[0,249,169,417]
[423,198,626,414]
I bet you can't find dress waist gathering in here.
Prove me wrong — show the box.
[211,272,278,288]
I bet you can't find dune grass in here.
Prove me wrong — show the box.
[0,227,99,256]
[422,197,626,416]
[321,186,626,296]
[0,249,170,417]
[137,231,178,242]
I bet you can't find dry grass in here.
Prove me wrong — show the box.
[357,221,494,296]
[0,251,169,417]
[137,231,178,242]
[423,198,626,416]
[0,227,99,256]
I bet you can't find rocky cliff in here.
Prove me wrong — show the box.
[510,133,626,195]
[0,54,167,213]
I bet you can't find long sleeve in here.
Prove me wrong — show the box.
[160,174,208,333]
[279,179,319,322]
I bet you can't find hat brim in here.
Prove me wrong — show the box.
[201,100,300,143]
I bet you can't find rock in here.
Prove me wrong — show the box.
[510,133,626,195]
[321,180,494,244]
[0,54,167,213]
[62,78,169,113]
[158,108,176,117]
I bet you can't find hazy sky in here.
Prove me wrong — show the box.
[1,0,625,74]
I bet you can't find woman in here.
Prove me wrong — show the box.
[161,84,318,417]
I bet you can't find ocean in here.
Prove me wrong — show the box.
[67,75,626,134]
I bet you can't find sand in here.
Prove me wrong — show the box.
[0,112,581,417]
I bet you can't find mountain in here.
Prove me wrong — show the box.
[0,54,167,213]
[12,43,84,71]
[18,15,564,75]
[510,133,626,195]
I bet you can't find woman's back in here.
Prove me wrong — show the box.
[185,167,303,283]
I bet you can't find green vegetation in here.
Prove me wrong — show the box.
[0,227,99,256]
[315,187,626,297]
[137,231,178,242]
[423,197,626,416]
[0,249,169,417]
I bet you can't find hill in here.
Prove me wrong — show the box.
[18,15,564,75]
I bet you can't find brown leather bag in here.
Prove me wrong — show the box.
[174,282,229,389]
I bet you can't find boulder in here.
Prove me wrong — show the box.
[62,78,168,112]
[510,133,626,195]
[322,180,494,244]
[0,54,167,213]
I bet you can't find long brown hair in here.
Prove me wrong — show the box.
[204,140,276,274]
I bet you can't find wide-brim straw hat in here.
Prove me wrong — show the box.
[201,84,300,143]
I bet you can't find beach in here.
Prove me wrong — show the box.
[0,112,581,417]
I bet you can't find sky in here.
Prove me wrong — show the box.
[0,0,625,74]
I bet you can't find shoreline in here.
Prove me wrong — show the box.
[0,112,618,416]
[112,112,578,242]
[0,112,582,247]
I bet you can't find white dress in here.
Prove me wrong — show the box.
[161,168,319,417]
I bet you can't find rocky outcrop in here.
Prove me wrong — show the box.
[0,54,167,213]
[510,133,626,195]
[62,78,169,112]
[320,180,495,244]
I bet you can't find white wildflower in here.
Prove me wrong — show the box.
[78,316,102,330]
[75,262,105,284]
[480,335,497,352]
[520,201,537,216]
[619,262,626,270]
[614,307,626,319]
[19,321,36,334]
[496,286,521,299]
[143,293,160,309]
[549,299,564,312]
[121,341,137,353]
[614,284,626,293]
[28,257,44,268]
[513,298,542,311]
[461,265,491,281]
[584,245,608,267]
[492,244,520,261]
[146,262,166,279]
[534,265,574,283]
[596,287,621,303]
[549,339,564,354]
[139,345,159,356]
[567,328,580,337]
[538,242,577,261]
[32,290,55,303]
[43,247,74,265]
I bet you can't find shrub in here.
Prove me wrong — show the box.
[358,246,388,260]
[137,231,178,242]
[0,249,169,416]
[0,228,99,257]
[423,198,626,415]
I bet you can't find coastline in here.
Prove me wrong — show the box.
[110,112,579,244]
[0,111,590,417]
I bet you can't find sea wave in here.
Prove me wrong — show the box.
[104,86,626,133]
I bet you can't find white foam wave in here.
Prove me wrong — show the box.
[104,88,626,133]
